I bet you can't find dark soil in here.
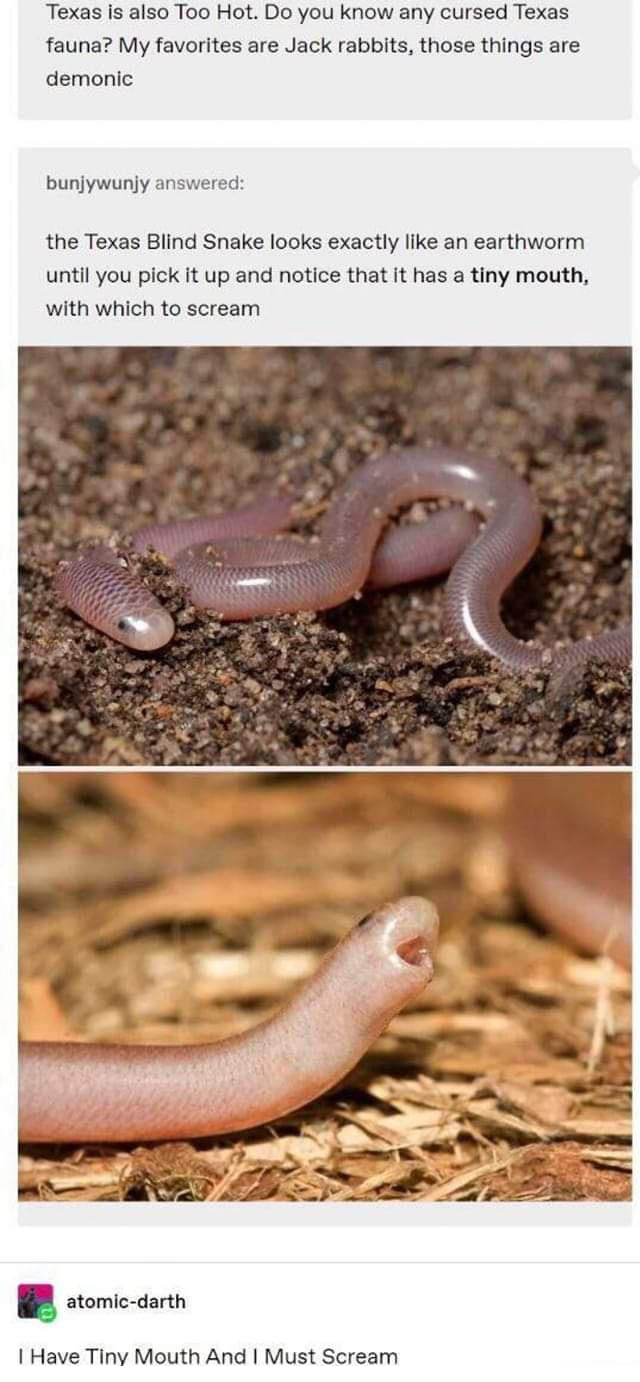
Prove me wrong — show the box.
[19,346,631,767]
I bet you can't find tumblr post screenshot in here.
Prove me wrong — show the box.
[1,1,638,1376]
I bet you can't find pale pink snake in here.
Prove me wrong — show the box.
[55,447,630,674]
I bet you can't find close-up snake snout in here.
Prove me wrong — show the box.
[55,545,176,652]
[18,895,439,1145]
[360,896,439,980]
[17,772,632,1203]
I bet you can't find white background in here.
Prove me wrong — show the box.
[2,0,639,1370]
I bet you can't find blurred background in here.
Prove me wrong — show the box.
[19,771,631,1203]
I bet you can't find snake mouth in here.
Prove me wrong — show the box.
[385,897,439,975]
[395,934,431,967]
[367,897,438,976]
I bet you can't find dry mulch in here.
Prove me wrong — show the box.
[19,772,631,1203]
[19,346,631,767]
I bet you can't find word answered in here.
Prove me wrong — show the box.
[22,149,626,346]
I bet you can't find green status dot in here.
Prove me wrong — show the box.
[37,1303,57,1323]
